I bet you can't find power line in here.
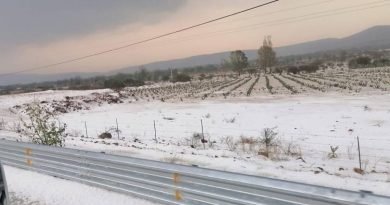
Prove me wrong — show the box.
[211,0,335,26]
[0,0,279,77]
[145,0,389,47]
[104,1,388,58]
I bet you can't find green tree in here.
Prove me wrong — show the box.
[258,36,276,73]
[21,103,67,147]
[104,78,125,96]
[135,66,150,81]
[338,50,347,62]
[356,56,371,66]
[348,56,372,68]
[229,50,248,75]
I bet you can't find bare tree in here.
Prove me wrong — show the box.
[258,36,276,73]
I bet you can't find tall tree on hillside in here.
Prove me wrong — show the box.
[230,50,248,75]
[258,36,276,73]
[136,66,150,81]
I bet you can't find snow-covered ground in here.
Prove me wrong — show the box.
[0,87,390,197]
[4,165,160,205]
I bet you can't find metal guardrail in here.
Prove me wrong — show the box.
[0,139,389,205]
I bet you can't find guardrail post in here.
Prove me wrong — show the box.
[0,161,9,205]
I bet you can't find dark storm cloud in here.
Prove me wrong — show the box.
[0,0,185,48]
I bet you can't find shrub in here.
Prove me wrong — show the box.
[188,132,202,148]
[221,136,237,151]
[173,73,191,82]
[98,131,112,139]
[239,136,257,152]
[162,155,183,164]
[348,56,372,68]
[199,73,206,81]
[299,63,320,73]
[283,138,302,157]
[258,128,278,157]
[287,66,299,74]
[328,145,339,159]
[104,79,125,94]
[0,118,5,130]
[21,103,67,147]
[224,117,236,123]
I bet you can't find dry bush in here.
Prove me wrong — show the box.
[239,136,257,153]
[362,159,370,171]
[224,117,236,123]
[346,142,355,160]
[353,167,364,175]
[328,145,339,159]
[221,136,237,151]
[11,121,22,133]
[0,119,6,130]
[363,105,371,111]
[282,138,302,158]
[183,133,202,148]
[258,128,279,158]
[162,154,183,164]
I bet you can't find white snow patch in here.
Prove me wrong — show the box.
[4,166,160,205]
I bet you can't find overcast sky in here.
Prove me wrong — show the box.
[0,0,389,74]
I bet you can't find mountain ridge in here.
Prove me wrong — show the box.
[1,25,390,86]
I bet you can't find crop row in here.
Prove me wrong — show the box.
[272,74,299,94]
[246,76,260,96]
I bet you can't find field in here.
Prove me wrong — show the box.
[1,67,390,196]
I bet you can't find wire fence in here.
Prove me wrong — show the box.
[53,116,390,164]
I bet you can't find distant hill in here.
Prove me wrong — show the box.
[116,25,390,73]
[272,25,390,56]
[2,25,390,86]
[0,72,100,86]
